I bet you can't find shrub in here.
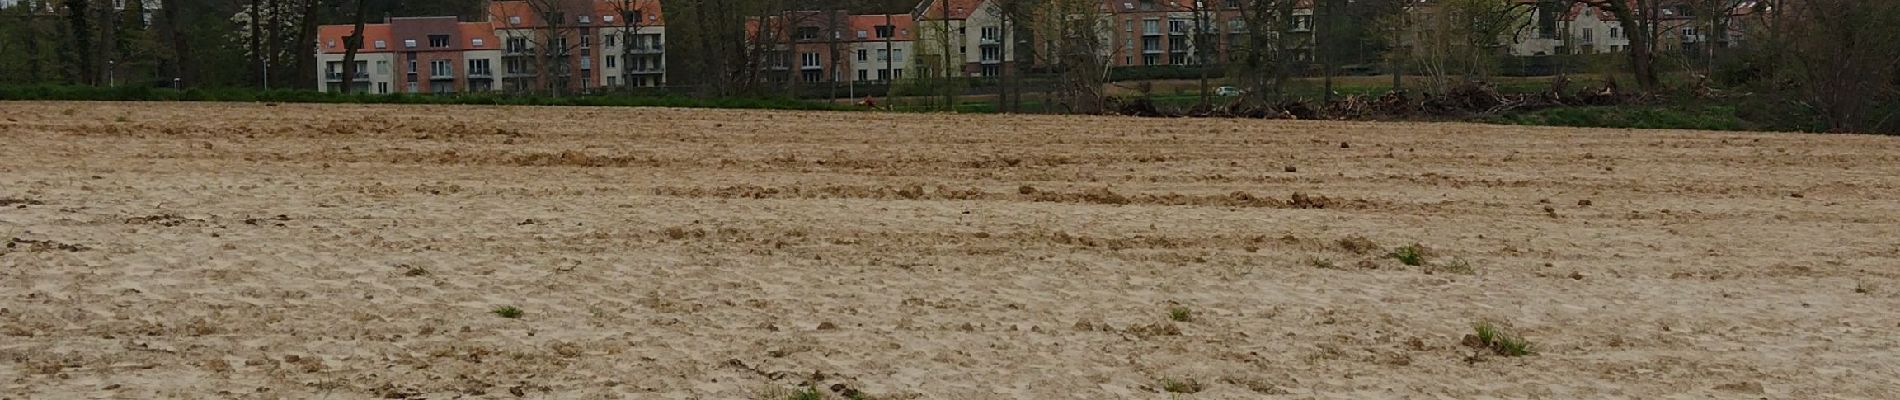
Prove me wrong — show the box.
[492,306,524,319]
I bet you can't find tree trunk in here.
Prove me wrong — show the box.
[341,0,367,94]
[63,0,94,85]
[1595,0,1659,90]
[159,0,187,87]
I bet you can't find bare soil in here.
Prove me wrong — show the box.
[3,102,1898,399]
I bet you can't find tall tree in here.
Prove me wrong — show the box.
[340,0,367,93]
[62,0,93,85]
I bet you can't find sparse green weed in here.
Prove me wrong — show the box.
[492,306,524,319]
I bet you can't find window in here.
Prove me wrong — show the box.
[981,26,1001,42]
[377,82,388,94]
[1142,54,1159,65]
[875,25,894,38]
[876,49,889,61]
[428,35,449,48]
[505,58,527,74]
[796,26,821,40]
[980,64,999,77]
[404,39,418,48]
[406,82,418,93]
[373,40,387,49]
[408,59,418,74]
[1582,28,1594,43]
[1142,19,1159,35]
[858,49,868,61]
[1142,37,1160,52]
[578,15,591,24]
[580,32,590,48]
[376,61,389,74]
[892,68,902,80]
[607,76,617,86]
[1294,16,1312,31]
[1125,19,1133,33]
[431,81,452,94]
[802,70,822,82]
[858,69,868,81]
[980,46,1002,62]
[604,15,614,23]
[606,55,617,68]
[801,52,821,68]
[604,34,616,47]
[471,38,486,48]
[892,49,902,61]
[877,69,890,80]
[430,59,452,76]
[856,30,868,39]
[1168,19,1188,34]
[508,16,521,25]
[1610,27,1621,38]
[467,59,491,75]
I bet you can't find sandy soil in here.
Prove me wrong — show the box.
[2,101,1898,399]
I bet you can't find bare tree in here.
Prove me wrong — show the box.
[1027,0,1108,113]
[1772,0,1900,132]
[493,0,586,95]
[986,0,1034,112]
[603,0,655,89]
[1579,0,1693,90]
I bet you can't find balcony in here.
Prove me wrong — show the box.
[325,72,369,81]
[1142,48,1164,54]
[430,74,456,81]
[468,70,494,79]
[979,58,1003,65]
[800,64,823,71]
[979,37,1000,45]
[628,44,665,54]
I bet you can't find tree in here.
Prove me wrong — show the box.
[1389,0,1531,94]
[1772,0,1900,132]
[985,0,1035,112]
[1230,0,1299,103]
[339,0,367,93]
[603,0,657,89]
[1579,0,1692,91]
[63,0,94,85]
[1026,0,1108,113]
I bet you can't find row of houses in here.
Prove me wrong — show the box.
[315,0,1762,94]
[317,0,665,94]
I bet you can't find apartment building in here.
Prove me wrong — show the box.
[1510,0,1723,57]
[913,0,1019,78]
[845,14,916,83]
[488,0,666,92]
[316,0,664,94]
[316,17,500,94]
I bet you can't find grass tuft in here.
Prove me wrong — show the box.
[1168,306,1194,323]
[1469,321,1533,357]
[1389,244,1428,266]
[1161,378,1205,394]
[492,306,524,319]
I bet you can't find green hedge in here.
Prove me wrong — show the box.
[0,85,855,111]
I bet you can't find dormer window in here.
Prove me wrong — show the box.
[471,38,486,47]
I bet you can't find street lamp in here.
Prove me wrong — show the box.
[108,60,116,87]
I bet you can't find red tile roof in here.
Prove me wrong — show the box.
[490,0,665,29]
[848,14,916,42]
[317,24,393,54]
[917,0,987,20]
